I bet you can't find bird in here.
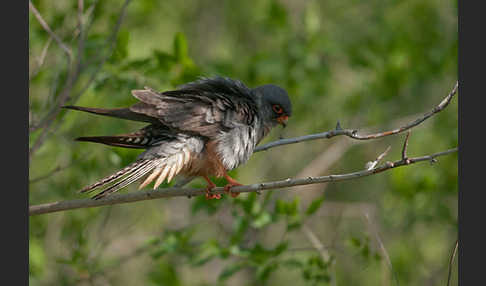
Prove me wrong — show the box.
[64,76,292,200]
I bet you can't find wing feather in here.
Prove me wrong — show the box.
[129,77,259,139]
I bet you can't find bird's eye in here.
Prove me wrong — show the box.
[272,104,283,114]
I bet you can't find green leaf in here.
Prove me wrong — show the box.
[287,214,302,231]
[273,241,289,256]
[192,240,221,266]
[109,28,130,62]
[305,196,326,216]
[29,239,46,276]
[275,199,287,215]
[287,197,300,216]
[256,261,279,282]
[191,194,222,215]
[239,192,258,215]
[173,32,188,62]
[154,50,176,70]
[361,243,370,259]
[231,216,249,244]
[274,197,300,216]
[148,261,181,286]
[267,0,288,28]
[145,237,161,246]
[282,258,304,269]
[350,236,361,248]
[219,262,246,281]
[251,211,272,228]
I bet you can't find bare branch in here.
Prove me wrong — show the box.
[29,36,53,80]
[29,164,73,184]
[366,146,391,170]
[255,81,458,152]
[29,147,457,216]
[447,240,458,286]
[401,131,411,162]
[29,1,73,62]
[302,224,331,261]
[70,0,132,104]
[75,0,85,71]
[363,211,400,286]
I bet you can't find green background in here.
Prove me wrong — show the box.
[29,0,457,285]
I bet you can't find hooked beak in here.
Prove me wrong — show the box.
[277,115,289,127]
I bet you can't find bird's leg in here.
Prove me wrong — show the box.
[223,172,242,198]
[203,175,221,200]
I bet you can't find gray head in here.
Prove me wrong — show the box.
[252,84,292,127]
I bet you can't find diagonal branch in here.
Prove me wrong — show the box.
[447,240,458,286]
[366,146,391,170]
[29,1,73,63]
[401,131,411,162]
[255,81,458,152]
[70,0,132,105]
[29,147,457,216]
[29,36,53,81]
[301,224,331,261]
[363,211,400,286]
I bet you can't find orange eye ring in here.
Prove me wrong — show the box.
[272,105,283,114]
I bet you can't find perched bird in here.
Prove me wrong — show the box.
[65,76,292,200]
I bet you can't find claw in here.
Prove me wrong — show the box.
[203,176,221,200]
[224,183,242,197]
[205,192,221,200]
[223,173,243,198]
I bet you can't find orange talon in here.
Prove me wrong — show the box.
[203,176,221,200]
[223,172,243,198]
[206,192,221,200]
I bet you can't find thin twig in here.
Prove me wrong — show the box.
[29,147,457,216]
[363,212,400,286]
[70,0,132,104]
[302,224,331,261]
[30,166,63,184]
[255,81,458,152]
[447,240,458,286]
[366,146,391,170]
[76,0,85,72]
[29,1,73,62]
[401,131,411,162]
[29,36,53,80]
[29,1,78,137]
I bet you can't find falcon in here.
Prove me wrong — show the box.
[65,77,292,200]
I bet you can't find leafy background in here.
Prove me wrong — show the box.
[29,0,457,285]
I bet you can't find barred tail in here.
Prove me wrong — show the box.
[81,145,194,200]
[81,159,157,200]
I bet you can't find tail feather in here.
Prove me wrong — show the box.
[80,160,154,199]
[80,160,151,193]
[79,139,198,199]
[76,135,154,149]
[91,160,157,200]
[75,124,175,149]
[63,105,157,123]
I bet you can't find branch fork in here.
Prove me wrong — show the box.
[401,131,411,164]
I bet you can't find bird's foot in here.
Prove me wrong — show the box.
[223,183,242,198]
[205,189,221,200]
[223,174,243,198]
[203,176,221,200]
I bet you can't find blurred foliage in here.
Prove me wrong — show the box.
[29,0,457,285]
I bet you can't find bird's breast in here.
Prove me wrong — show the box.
[215,121,260,171]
